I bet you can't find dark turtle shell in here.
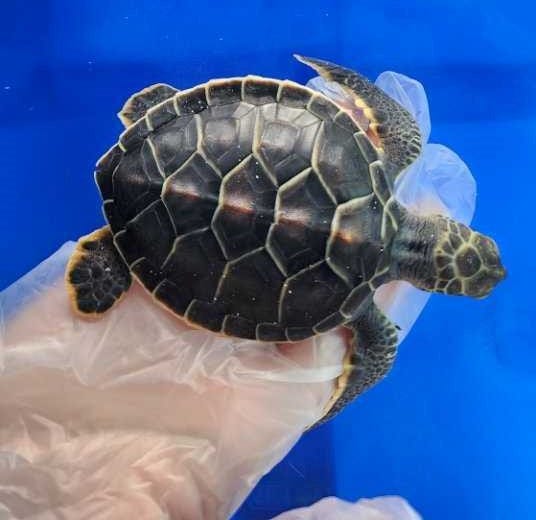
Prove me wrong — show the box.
[95,77,395,341]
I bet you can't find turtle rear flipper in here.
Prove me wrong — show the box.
[118,83,179,127]
[66,227,132,316]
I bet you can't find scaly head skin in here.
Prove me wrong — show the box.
[392,211,506,298]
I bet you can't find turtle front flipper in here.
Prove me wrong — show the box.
[295,54,421,175]
[315,302,399,426]
[66,226,132,316]
[118,83,179,127]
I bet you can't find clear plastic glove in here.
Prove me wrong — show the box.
[273,496,422,520]
[0,242,345,519]
[0,71,475,519]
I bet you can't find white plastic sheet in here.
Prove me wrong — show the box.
[0,71,475,519]
[273,496,422,520]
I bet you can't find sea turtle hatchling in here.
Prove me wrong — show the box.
[66,56,506,423]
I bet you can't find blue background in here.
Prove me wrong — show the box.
[1,1,534,518]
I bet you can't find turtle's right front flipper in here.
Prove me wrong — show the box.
[66,226,132,316]
[316,302,399,426]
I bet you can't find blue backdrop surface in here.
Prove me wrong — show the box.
[1,2,534,518]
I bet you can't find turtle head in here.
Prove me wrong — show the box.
[392,212,506,298]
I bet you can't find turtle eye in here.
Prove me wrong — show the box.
[408,240,426,254]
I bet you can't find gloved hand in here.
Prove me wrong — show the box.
[1,241,346,519]
[0,71,475,520]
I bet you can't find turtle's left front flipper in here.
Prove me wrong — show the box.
[316,302,399,425]
[66,226,132,316]
[295,54,421,175]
